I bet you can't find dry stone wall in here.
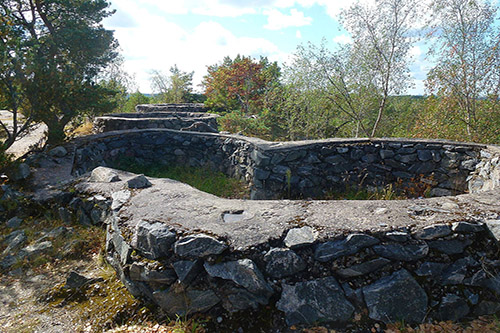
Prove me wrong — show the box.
[73,129,491,200]
[100,200,500,327]
[135,103,207,113]
[64,127,500,329]
[93,112,219,133]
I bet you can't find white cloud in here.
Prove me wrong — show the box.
[191,0,257,17]
[296,30,302,38]
[264,8,313,30]
[105,2,285,93]
[333,34,352,44]
[410,45,422,58]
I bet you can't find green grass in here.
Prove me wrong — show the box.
[110,158,250,199]
[325,183,405,200]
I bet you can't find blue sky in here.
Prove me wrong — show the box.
[103,0,430,95]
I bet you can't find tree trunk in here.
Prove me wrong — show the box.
[45,119,68,145]
[371,96,387,138]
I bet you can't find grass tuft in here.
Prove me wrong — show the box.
[110,158,250,199]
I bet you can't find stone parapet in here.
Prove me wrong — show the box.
[72,129,499,200]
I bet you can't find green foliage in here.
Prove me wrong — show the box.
[98,55,137,114]
[203,55,281,114]
[110,158,249,199]
[120,91,151,113]
[217,110,272,139]
[425,0,500,141]
[150,65,194,103]
[0,0,119,144]
[0,145,14,174]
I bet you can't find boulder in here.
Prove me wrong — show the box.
[362,269,427,323]
[336,258,391,278]
[204,259,272,296]
[414,224,451,240]
[452,221,485,233]
[127,174,152,189]
[65,271,103,289]
[284,226,317,249]
[373,242,429,261]
[172,260,202,286]
[276,276,354,325]
[428,239,471,255]
[218,285,270,312]
[6,216,22,229]
[133,220,176,259]
[111,190,130,210]
[89,166,120,183]
[153,288,220,316]
[174,234,227,258]
[264,248,306,278]
[129,263,176,284]
[2,230,27,256]
[436,294,470,321]
[415,261,447,277]
[48,146,68,157]
[485,220,500,241]
[315,234,379,262]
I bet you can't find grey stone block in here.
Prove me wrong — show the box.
[363,269,427,323]
[277,276,354,325]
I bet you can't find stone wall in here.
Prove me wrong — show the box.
[88,186,499,327]
[468,149,500,193]
[135,103,207,113]
[72,129,495,200]
[63,127,500,328]
[93,112,219,133]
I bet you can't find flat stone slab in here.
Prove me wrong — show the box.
[76,168,500,251]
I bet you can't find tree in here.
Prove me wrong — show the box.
[283,0,418,139]
[340,0,419,137]
[98,54,137,114]
[122,91,150,113]
[203,55,281,114]
[0,0,118,145]
[425,0,500,140]
[285,41,378,138]
[150,65,194,103]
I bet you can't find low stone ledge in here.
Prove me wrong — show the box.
[71,168,500,328]
[71,129,500,200]
[135,103,207,113]
[93,112,219,133]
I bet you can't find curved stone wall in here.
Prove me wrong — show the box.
[69,166,500,329]
[73,129,498,200]
[93,112,219,133]
[135,103,207,113]
[63,128,500,329]
[104,212,500,326]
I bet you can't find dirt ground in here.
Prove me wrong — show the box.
[0,259,100,332]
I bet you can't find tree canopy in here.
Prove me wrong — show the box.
[0,0,118,144]
[425,0,500,140]
[203,55,281,114]
[150,65,194,103]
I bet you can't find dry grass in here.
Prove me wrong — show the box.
[68,120,94,137]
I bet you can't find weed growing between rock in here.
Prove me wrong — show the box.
[324,174,435,200]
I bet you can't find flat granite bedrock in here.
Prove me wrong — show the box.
[76,168,500,251]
